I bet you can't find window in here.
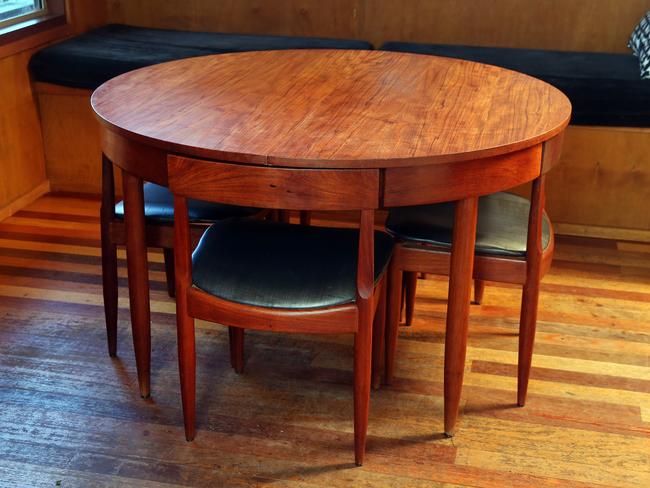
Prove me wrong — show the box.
[0,0,66,55]
[0,0,47,28]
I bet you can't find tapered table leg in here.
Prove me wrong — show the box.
[100,154,118,357]
[444,196,478,436]
[122,170,151,398]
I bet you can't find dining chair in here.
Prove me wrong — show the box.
[168,155,392,466]
[383,176,553,408]
[100,155,260,357]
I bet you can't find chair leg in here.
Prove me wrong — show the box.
[473,279,485,305]
[228,326,245,374]
[353,298,373,466]
[163,248,176,298]
[403,271,417,326]
[384,261,402,386]
[100,218,118,357]
[100,154,118,358]
[399,278,406,323]
[177,306,196,441]
[371,283,387,390]
[517,280,541,407]
[299,210,311,226]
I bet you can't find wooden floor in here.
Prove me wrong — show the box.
[0,193,648,487]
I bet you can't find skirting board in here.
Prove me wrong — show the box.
[0,180,51,222]
[554,222,650,243]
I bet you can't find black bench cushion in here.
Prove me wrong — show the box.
[386,192,551,258]
[382,41,649,127]
[114,182,258,224]
[192,219,393,309]
[30,24,374,90]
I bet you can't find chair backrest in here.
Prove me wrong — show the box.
[168,155,380,211]
[526,174,548,263]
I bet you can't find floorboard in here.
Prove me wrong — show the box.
[0,193,648,487]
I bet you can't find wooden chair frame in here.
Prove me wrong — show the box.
[383,175,554,416]
[100,155,216,359]
[169,156,387,466]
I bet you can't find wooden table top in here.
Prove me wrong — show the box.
[91,49,571,169]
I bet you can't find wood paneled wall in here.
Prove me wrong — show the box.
[0,50,48,211]
[68,0,108,34]
[0,0,106,212]
[508,126,650,242]
[108,0,361,40]
[547,126,650,240]
[360,0,650,52]
[108,0,650,53]
[36,88,107,195]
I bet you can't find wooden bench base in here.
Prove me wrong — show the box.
[510,125,650,242]
[34,83,121,195]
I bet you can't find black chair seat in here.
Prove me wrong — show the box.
[30,24,374,90]
[115,183,258,224]
[381,41,649,127]
[191,219,394,309]
[386,192,551,258]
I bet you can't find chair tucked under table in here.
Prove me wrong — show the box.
[383,179,554,408]
[167,155,392,465]
[100,155,259,358]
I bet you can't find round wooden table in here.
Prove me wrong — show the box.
[91,49,571,435]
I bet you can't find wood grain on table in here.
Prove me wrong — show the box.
[92,50,570,168]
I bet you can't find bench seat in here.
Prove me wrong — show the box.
[381,41,649,127]
[30,24,373,90]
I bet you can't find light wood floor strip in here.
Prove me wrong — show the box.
[0,237,164,262]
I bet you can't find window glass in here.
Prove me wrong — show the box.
[0,0,46,26]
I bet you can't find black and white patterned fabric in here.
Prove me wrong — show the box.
[628,11,650,79]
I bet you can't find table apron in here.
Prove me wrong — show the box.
[102,129,168,186]
[102,129,553,209]
[383,144,543,207]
